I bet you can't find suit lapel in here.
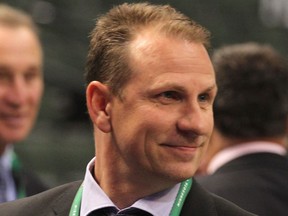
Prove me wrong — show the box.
[181,180,218,216]
[50,181,82,215]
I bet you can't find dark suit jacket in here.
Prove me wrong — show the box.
[12,167,48,197]
[196,153,288,216]
[0,179,255,216]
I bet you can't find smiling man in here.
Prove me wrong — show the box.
[0,4,47,202]
[0,3,254,215]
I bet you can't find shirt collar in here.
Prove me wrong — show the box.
[80,158,180,216]
[207,141,287,174]
[0,145,14,171]
[0,145,17,201]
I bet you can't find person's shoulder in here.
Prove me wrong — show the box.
[183,179,256,216]
[0,180,82,216]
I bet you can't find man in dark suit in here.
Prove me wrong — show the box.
[0,3,254,215]
[0,4,47,202]
[196,42,288,216]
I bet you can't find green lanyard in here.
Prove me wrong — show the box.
[69,178,192,216]
[169,178,192,216]
[11,152,26,198]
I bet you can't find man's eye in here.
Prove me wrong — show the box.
[24,68,41,82]
[158,91,181,101]
[198,93,213,104]
[0,71,11,83]
[198,94,207,101]
[25,72,36,81]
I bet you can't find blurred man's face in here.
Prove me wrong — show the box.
[0,25,43,148]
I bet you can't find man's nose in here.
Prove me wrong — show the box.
[177,103,207,135]
[5,77,27,106]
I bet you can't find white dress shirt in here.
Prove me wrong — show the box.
[207,141,287,174]
[80,158,180,216]
[0,145,17,201]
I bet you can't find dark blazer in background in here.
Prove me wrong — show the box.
[12,167,48,197]
[0,179,255,216]
[196,153,288,216]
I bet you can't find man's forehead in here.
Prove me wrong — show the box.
[129,32,207,65]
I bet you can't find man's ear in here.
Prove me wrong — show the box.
[86,81,111,133]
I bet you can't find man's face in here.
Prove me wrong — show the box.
[0,26,43,146]
[107,33,216,184]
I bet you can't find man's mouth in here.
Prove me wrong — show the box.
[0,114,27,127]
[160,142,204,156]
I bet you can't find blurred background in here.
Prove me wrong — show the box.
[2,0,288,187]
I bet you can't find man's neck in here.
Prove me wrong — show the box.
[94,159,175,209]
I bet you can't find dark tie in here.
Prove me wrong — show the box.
[0,164,7,202]
[89,207,152,216]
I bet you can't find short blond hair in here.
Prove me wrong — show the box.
[0,4,38,34]
[85,3,210,96]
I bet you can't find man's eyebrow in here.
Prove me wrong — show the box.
[149,82,186,91]
[0,65,10,71]
[202,84,217,93]
[149,82,217,94]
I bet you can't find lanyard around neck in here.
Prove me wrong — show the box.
[69,178,192,216]
[11,152,26,198]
